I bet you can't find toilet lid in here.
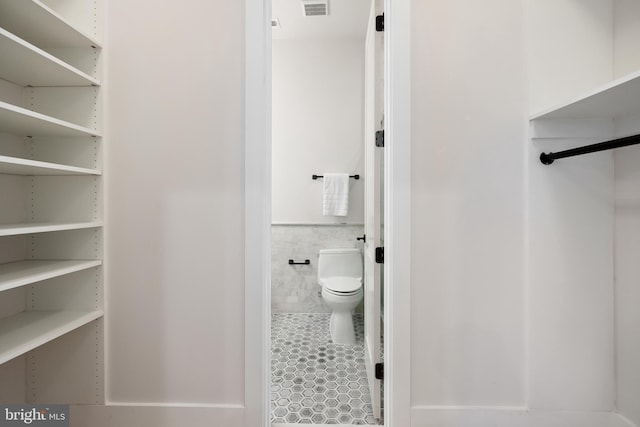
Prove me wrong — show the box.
[321,277,362,293]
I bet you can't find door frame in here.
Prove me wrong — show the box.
[244,0,411,425]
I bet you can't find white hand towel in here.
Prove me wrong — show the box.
[323,173,349,216]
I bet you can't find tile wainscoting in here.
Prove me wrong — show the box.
[271,224,365,313]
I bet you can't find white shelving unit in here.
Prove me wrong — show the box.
[0,0,104,404]
[0,310,103,365]
[530,70,640,145]
[0,222,103,237]
[532,70,640,121]
[0,0,101,49]
[0,260,102,293]
[0,101,100,137]
[0,155,100,175]
[528,7,640,423]
[0,28,99,87]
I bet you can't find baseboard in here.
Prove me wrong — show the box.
[70,404,244,427]
[69,405,640,427]
[612,413,639,427]
[411,406,616,427]
[272,424,370,427]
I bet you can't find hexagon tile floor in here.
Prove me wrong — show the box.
[271,312,383,425]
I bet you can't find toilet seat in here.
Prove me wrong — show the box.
[321,277,362,295]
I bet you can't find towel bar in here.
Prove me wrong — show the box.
[312,174,360,180]
[289,259,311,265]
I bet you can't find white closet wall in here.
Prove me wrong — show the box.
[529,0,640,425]
[105,0,244,405]
[411,0,527,409]
[0,0,104,404]
[613,1,640,425]
[528,0,615,412]
[412,0,639,426]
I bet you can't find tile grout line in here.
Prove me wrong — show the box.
[270,312,382,425]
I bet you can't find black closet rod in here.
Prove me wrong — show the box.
[312,174,360,180]
[540,133,640,165]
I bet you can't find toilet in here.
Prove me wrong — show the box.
[317,248,363,345]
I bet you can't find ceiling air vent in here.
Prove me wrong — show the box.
[301,0,329,17]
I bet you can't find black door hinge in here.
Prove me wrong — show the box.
[375,130,384,147]
[375,363,384,380]
[376,14,384,32]
[375,247,384,264]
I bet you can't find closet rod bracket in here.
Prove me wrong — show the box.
[540,152,554,165]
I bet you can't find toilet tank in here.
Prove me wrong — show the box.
[317,248,363,283]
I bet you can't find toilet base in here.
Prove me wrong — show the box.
[330,310,356,345]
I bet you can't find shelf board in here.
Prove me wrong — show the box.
[531,70,640,121]
[0,260,102,293]
[0,221,103,237]
[0,0,101,49]
[0,101,101,138]
[0,28,98,87]
[0,155,100,176]
[0,310,103,365]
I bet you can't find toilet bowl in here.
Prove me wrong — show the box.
[318,248,363,345]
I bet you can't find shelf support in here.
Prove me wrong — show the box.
[540,133,640,165]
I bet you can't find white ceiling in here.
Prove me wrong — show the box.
[272,0,371,40]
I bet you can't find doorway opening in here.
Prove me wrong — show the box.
[269,0,384,425]
[243,0,411,426]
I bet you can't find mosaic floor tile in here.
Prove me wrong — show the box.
[271,313,383,425]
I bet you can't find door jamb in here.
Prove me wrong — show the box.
[244,0,411,425]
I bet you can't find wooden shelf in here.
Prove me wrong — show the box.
[0,28,99,87]
[0,101,100,138]
[0,310,103,364]
[0,221,103,237]
[0,155,100,176]
[0,260,102,293]
[531,70,640,121]
[0,0,101,49]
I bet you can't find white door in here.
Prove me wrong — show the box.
[363,0,384,420]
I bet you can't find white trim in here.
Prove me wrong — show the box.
[415,405,528,411]
[612,413,639,427]
[70,405,244,427]
[271,222,365,226]
[245,0,271,426]
[412,407,624,427]
[272,424,370,427]
[383,0,411,426]
[102,403,244,409]
[244,0,411,425]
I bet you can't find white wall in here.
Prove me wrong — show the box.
[104,0,244,407]
[411,0,527,408]
[272,38,365,224]
[412,0,626,425]
[614,0,640,79]
[527,0,615,413]
[614,2,640,425]
[78,1,640,425]
[614,149,640,427]
[527,0,613,114]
